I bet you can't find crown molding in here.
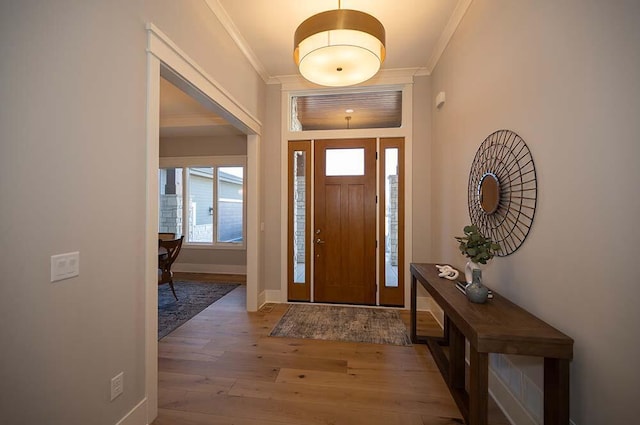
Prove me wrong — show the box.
[204,0,471,85]
[271,67,425,91]
[204,0,270,83]
[425,0,473,73]
[413,67,431,77]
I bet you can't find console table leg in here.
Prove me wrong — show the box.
[442,315,450,344]
[449,322,465,391]
[469,346,488,425]
[544,358,570,425]
[410,275,417,343]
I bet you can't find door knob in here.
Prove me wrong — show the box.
[315,238,325,244]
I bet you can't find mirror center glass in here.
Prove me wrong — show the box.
[479,173,500,214]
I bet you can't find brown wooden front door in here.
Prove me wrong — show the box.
[313,139,376,305]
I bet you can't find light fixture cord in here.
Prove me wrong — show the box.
[338,0,341,10]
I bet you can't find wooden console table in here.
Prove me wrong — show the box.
[410,263,573,425]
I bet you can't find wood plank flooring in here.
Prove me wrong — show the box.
[153,282,509,425]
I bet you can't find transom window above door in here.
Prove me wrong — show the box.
[291,90,402,131]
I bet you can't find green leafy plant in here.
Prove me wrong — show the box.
[454,225,501,264]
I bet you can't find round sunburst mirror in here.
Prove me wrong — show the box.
[468,129,538,256]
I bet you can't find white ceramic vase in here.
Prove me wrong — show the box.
[464,260,482,284]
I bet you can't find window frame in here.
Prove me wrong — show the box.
[159,156,247,250]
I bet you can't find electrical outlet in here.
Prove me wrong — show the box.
[110,372,124,401]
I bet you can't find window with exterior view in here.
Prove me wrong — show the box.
[217,167,244,243]
[158,162,245,247]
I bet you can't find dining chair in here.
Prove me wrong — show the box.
[158,236,184,300]
[158,232,176,241]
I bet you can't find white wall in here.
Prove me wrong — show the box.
[430,1,640,423]
[0,1,264,424]
[262,84,283,290]
[146,0,266,121]
[411,75,433,303]
[160,135,247,157]
[0,2,147,424]
[411,75,433,262]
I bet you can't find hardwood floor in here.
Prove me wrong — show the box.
[154,285,509,425]
[173,272,247,284]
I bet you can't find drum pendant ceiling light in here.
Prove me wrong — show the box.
[293,2,386,87]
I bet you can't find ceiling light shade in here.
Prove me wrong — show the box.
[294,9,386,87]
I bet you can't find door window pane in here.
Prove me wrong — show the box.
[217,167,244,243]
[292,151,306,284]
[384,148,399,287]
[325,148,364,176]
[288,140,311,301]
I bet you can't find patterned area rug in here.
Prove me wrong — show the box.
[269,304,411,346]
[158,281,239,339]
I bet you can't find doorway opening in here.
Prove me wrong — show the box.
[146,24,261,422]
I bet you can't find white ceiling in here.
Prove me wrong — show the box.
[160,77,243,137]
[160,0,470,137]
[213,0,467,79]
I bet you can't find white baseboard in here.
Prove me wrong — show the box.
[265,289,281,303]
[428,297,445,328]
[115,397,147,425]
[415,295,444,329]
[416,296,431,311]
[258,289,283,308]
[262,294,435,311]
[264,291,417,308]
[258,290,267,309]
[172,263,246,275]
[488,367,538,425]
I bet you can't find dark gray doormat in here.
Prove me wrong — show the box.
[158,281,239,339]
[269,304,411,346]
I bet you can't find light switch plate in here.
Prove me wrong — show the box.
[435,91,446,108]
[51,251,80,282]
[111,372,124,401]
